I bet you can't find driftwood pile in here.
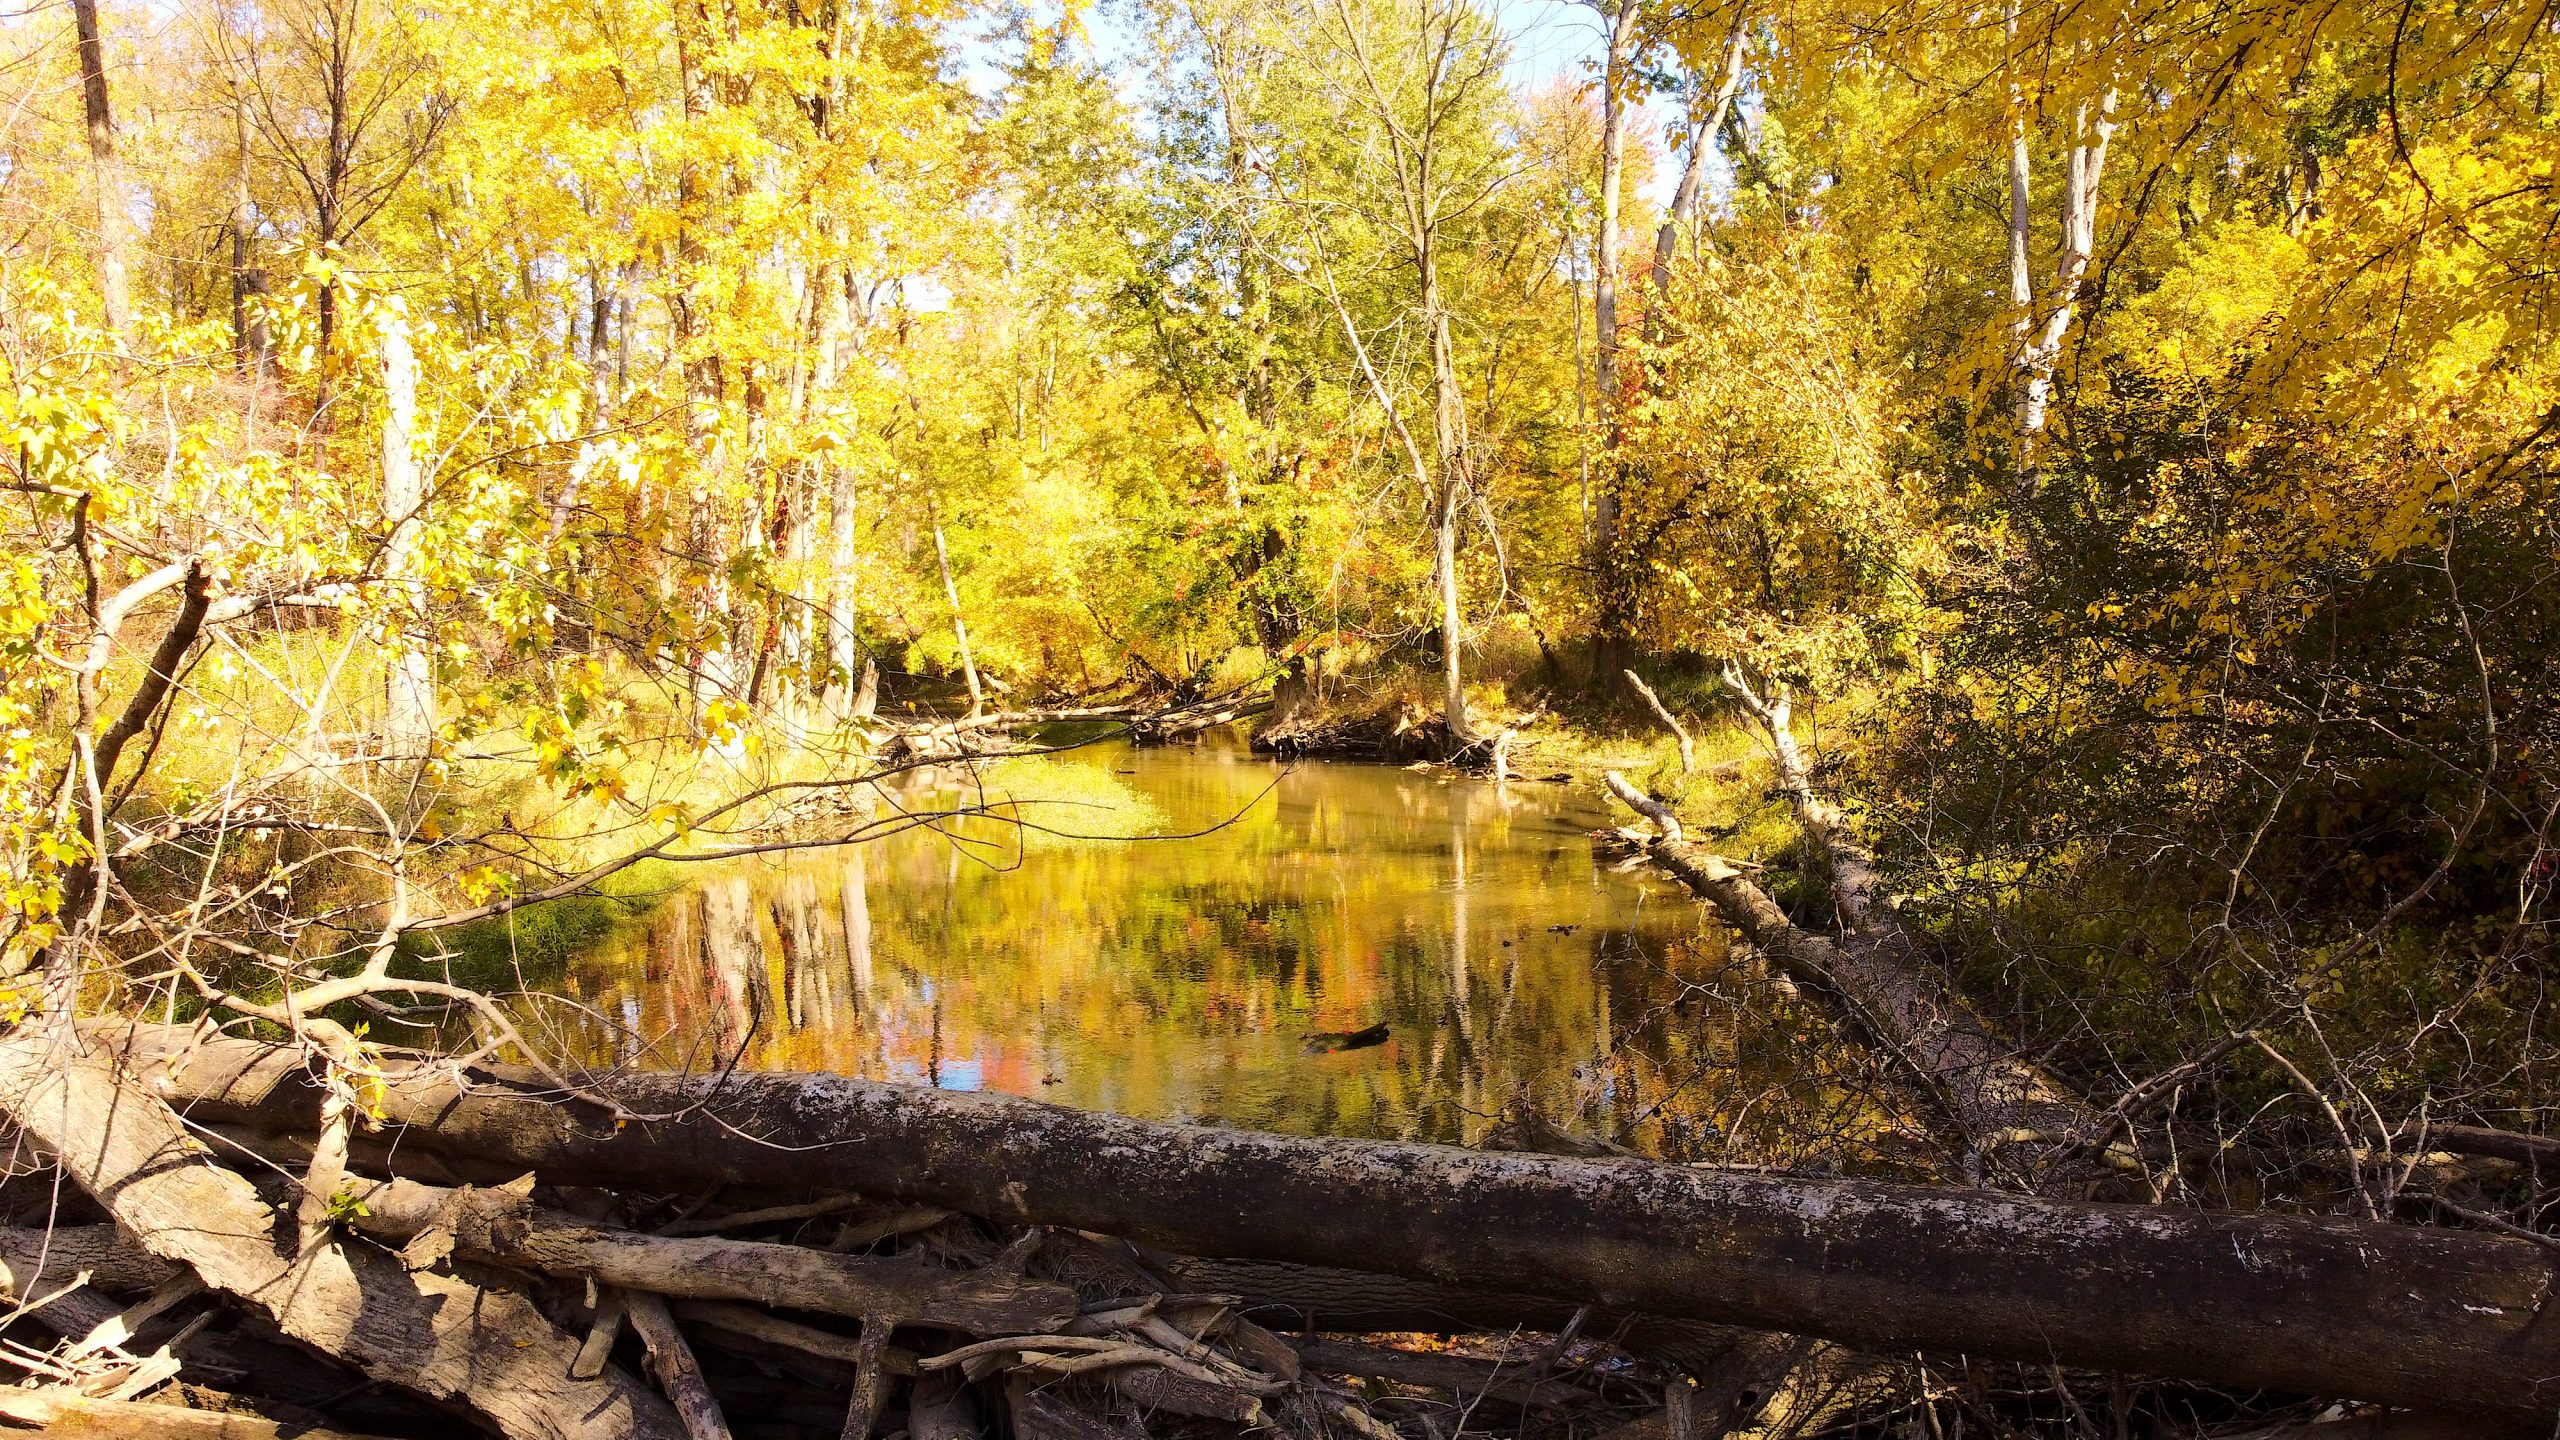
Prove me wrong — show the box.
[2,1017,2556,1438]
[0,1177,1704,1440]
[0,1028,1742,1440]
[873,693,1275,764]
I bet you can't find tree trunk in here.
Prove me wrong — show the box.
[931,521,983,717]
[1651,15,1748,292]
[229,88,269,373]
[1592,0,1638,431]
[1425,294,1471,742]
[0,1027,683,1440]
[381,306,436,760]
[145,1033,2560,1425]
[70,0,132,344]
[2003,0,2114,480]
[1584,1,1641,674]
[2012,91,2114,461]
[826,462,863,722]
[1434,480,1467,740]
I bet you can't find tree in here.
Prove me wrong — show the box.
[1295,0,1516,739]
[68,0,133,344]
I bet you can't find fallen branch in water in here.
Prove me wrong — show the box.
[1601,770,2125,1189]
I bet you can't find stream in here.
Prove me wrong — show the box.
[501,734,1900,1165]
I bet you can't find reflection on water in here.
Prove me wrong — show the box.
[509,735,1903,1163]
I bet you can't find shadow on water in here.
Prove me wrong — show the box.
[495,734,1916,1165]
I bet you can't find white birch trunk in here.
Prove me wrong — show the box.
[932,521,983,717]
[381,306,436,760]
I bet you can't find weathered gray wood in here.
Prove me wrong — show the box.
[139,1031,2560,1424]
[0,1388,398,1438]
[625,1291,732,1440]
[0,1027,685,1440]
[339,1178,1073,1333]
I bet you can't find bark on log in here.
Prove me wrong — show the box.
[0,1388,397,1438]
[0,1223,180,1298]
[339,1178,1075,1332]
[1602,771,2112,1184]
[0,1027,685,1440]
[141,1033,2560,1424]
[1290,1338,1583,1410]
[625,1290,732,1440]
[1156,1257,1746,1378]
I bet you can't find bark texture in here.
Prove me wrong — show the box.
[0,1390,394,1438]
[0,1027,684,1440]
[339,1177,1075,1331]
[141,1031,2560,1423]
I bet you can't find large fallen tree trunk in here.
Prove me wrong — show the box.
[0,1026,685,1440]
[134,1032,2560,1425]
[1601,771,2113,1186]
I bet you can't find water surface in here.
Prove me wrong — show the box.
[509,736,1902,1163]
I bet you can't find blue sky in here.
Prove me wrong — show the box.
[965,0,1683,205]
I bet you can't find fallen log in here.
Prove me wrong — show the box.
[136,1032,2560,1425]
[1132,695,1272,744]
[0,1388,399,1438]
[1601,771,2112,1184]
[941,705,1144,733]
[1689,671,2121,1188]
[0,1224,177,1296]
[337,1177,1075,1332]
[2387,1122,2560,1171]
[880,706,1146,762]
[0,1027,686,1440]
[1289,1338,1585,1411]
[1155,1257,1746,1378]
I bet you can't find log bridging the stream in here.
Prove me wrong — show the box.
[1600,770,2118,1185]
[126,1028,2560,1425]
